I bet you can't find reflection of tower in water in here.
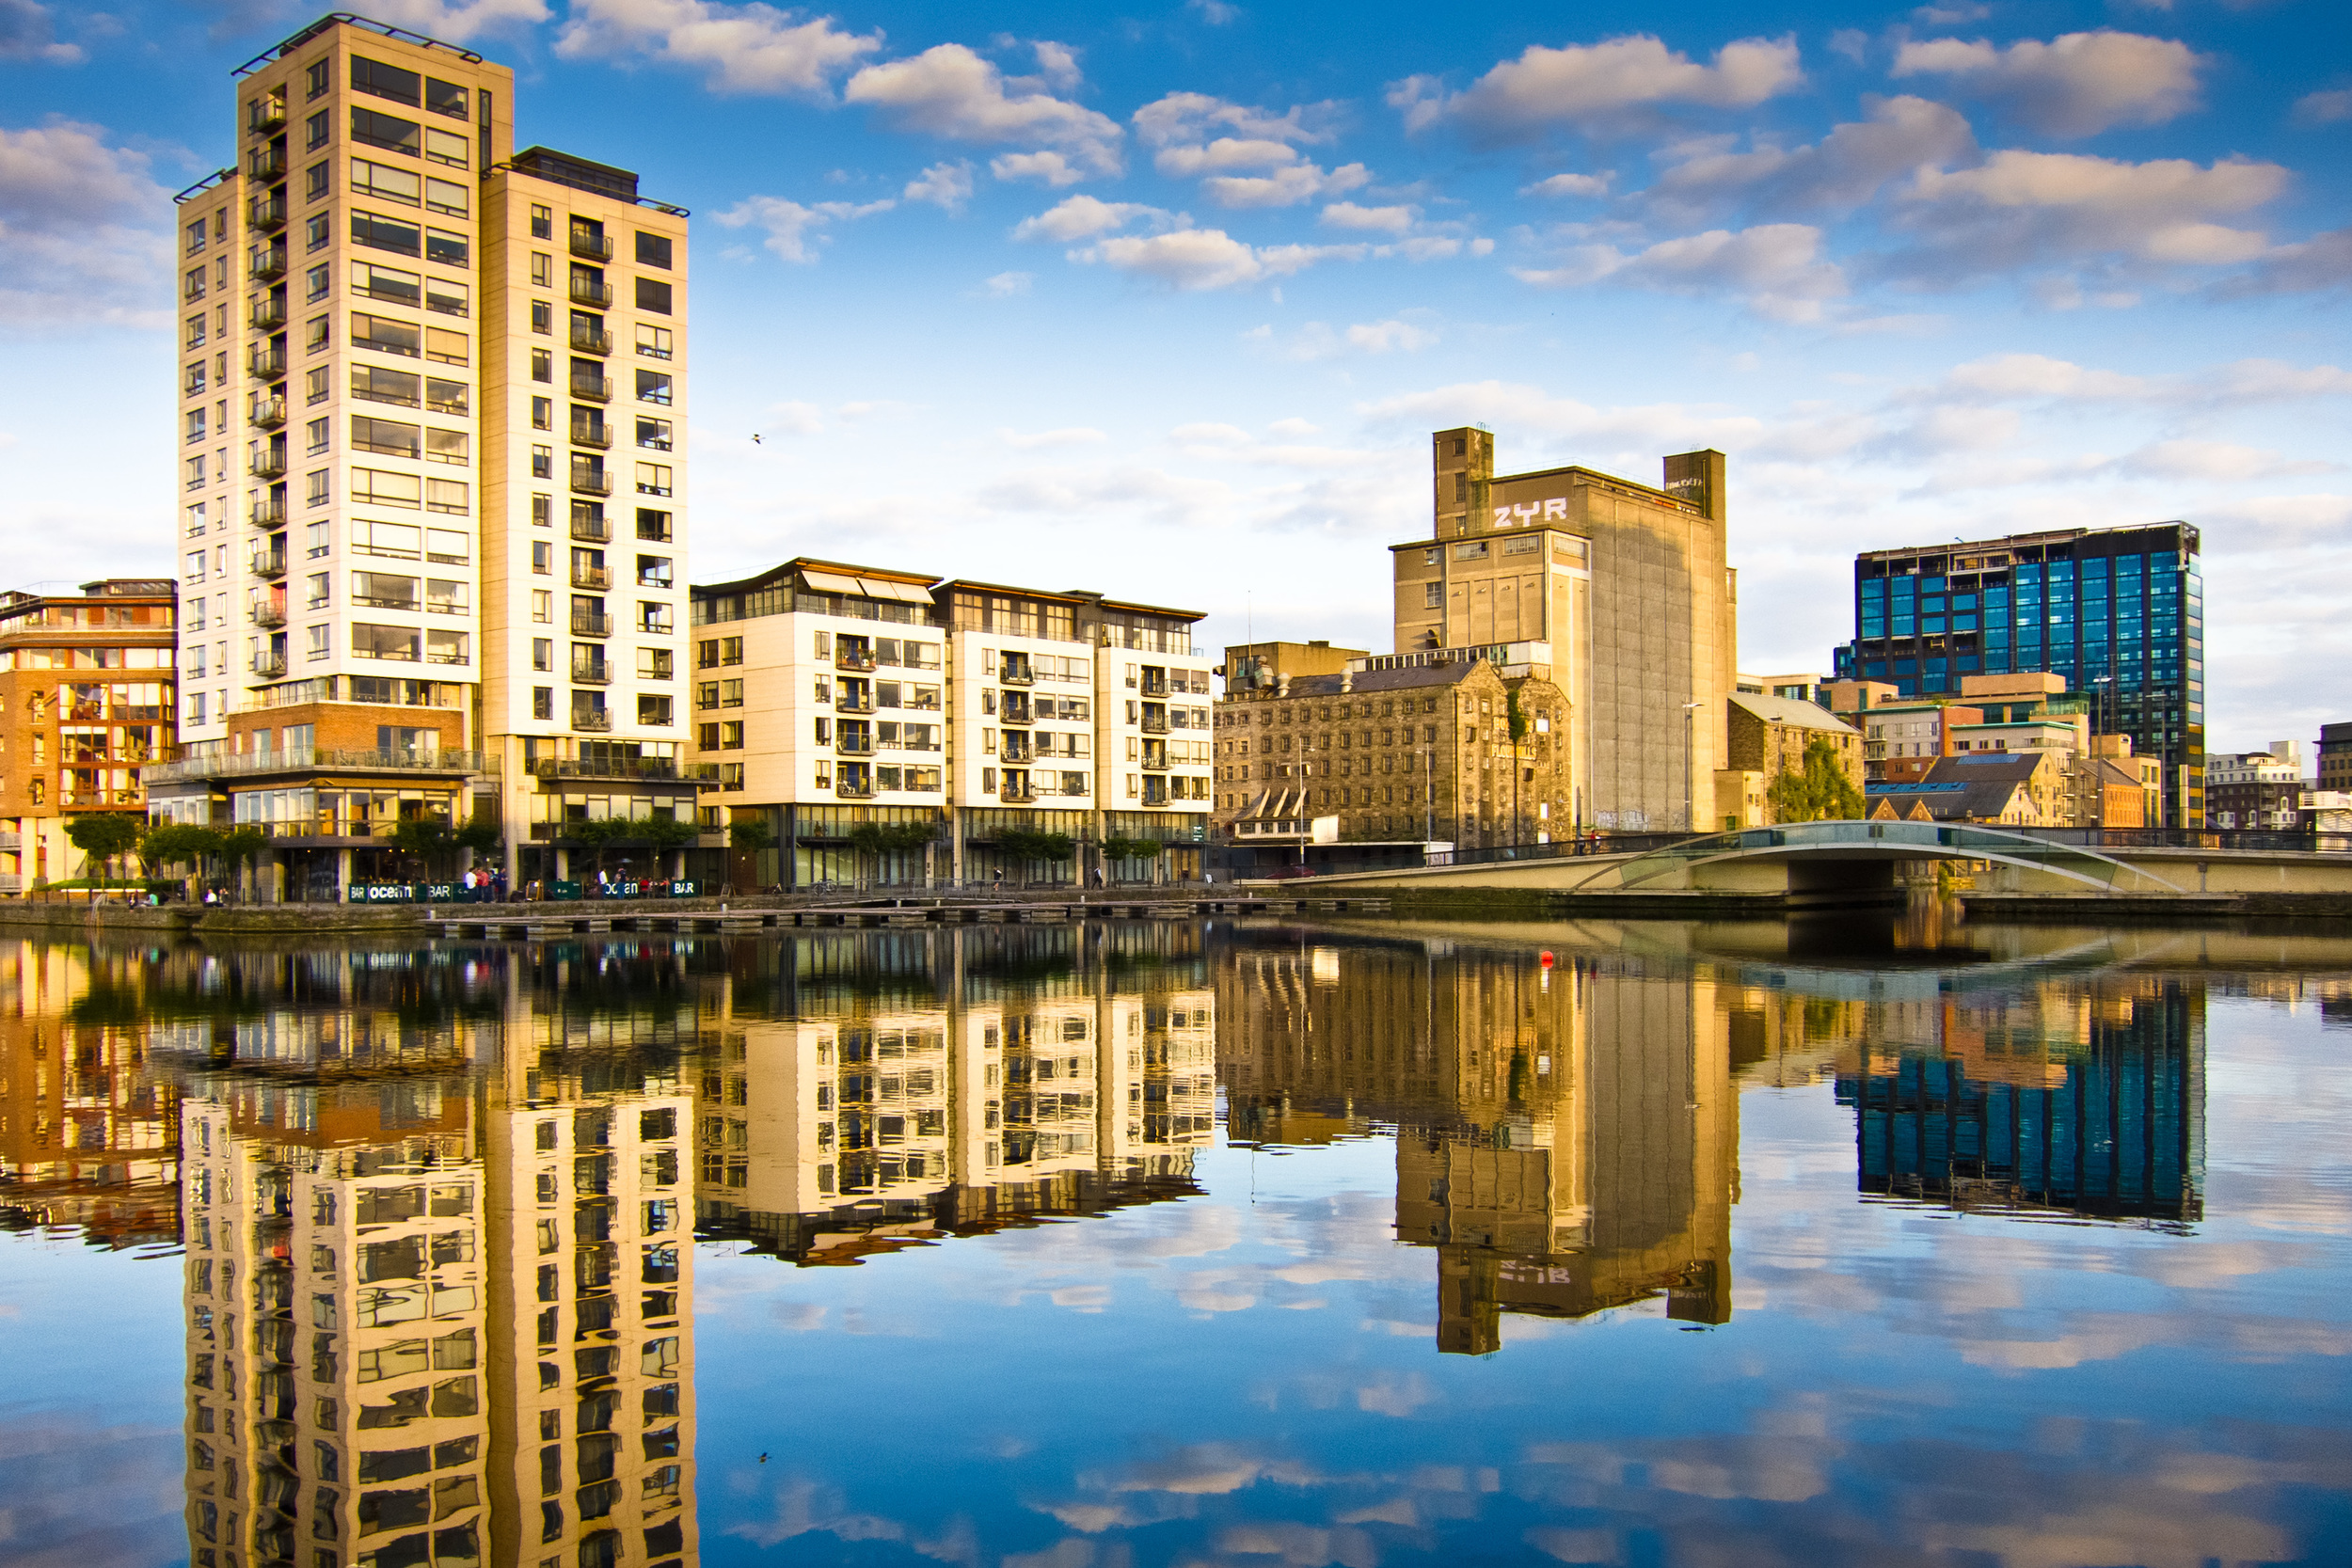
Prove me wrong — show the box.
[167,944,697,1568]
[1217,935,1738,1355]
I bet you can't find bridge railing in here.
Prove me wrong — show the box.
[1425,832,1693,869]
[1600,821,2172,893]
[1424,822,2351,872]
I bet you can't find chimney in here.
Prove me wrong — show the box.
[1340,671,1353,694]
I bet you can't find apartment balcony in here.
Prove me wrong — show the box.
[1000,740,1035,765]
[568,277,614,309]
[247,97,287,134]
[835,736,875,756]
[999,698,1033,725]
[568,230,615,261]
[569,325,614,356]
[1000,784,1037,804]
[834,649,877,672]
[569,420,612,450]
[570,563,611,590]
[249,296,287,332]
[571,612,612,638]
[248,449,288,480]
[569,374,612,404]
[569,470,612,498]
[251,603,287,629]
[1139,678,1168,697]
[570,514,612,543]
[835,694,874,716]
[1139,716,1168,735]
[998,665,1034,687]
[248,345,286,380]
[570,663,611,686]
[247,193,287,231]
[1139,756,1169,772]
[253,653,287,678]
[248,244,287,282]
[250,553,287,578]
[571,708,612,733]
[249,397,287,429]
[246,146,286,182]
[249,499,286,529]
[834,777,874,800]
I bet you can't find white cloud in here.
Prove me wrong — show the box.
[1391,33,1804,138]
[1201,162,1370,209]
[712,194,893,261]
[554,0,879,97]
[1647,94,1978,221]
[1153,137,1301,177]
[1320,201,1414,234]
[1828,27,1869,65]
[340,0,550,39]
[2222,228,2352,297]
[1516,223,1847,322]
[846,43,1123,176]
[0,119,170,332]
[998,426,1109,449]
[979,270,1033,296]
[0,0,81,61]
[1922,352,2352,410]
[1132,91,1333,150]
[2295,88,2352,127]
[1021,40,1083,94]
[1892,29,2204,137]
[1892,150,2284,280]
[989,150,1088,186]
[1010,196,1168,243]
[1521,171,1613,198]
[1186,0,1239,24]
[1276,319,1440,359]
[901,159,974,213]
[1073,229,1355,292]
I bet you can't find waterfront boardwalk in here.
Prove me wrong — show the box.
[415,893,1390,939]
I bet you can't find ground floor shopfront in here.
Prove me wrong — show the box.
[726,803,1212,890]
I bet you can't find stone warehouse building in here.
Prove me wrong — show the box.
[1718,692,1865,830]
[1212,659,1574,849]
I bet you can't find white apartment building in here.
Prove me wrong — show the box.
[689,562,1216,885]
[152,14,697,899]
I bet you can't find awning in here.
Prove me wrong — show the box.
[800,569,864,594]
[856,578,936,605]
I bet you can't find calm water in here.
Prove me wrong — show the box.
[2,914,2348,1568]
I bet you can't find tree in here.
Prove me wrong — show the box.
[454,815,503,864]
[727,816,774,852]
[570,814,699,880]
[1505,689,1530,845]
[846,821,936,883]
[218,824,268,897]
[66,814,143,890]
[995,828,1074,883]
[389,817,455,879]
[141,823,221,887]
[1767,735,1867,824]
[1099,836,1163,880]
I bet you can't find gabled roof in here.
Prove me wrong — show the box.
[1728,693,1855,735]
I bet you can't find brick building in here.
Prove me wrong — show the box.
[1213,658,1573,849]
[1720,692,1863,828]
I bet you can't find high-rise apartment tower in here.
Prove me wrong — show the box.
[154,14,696,895]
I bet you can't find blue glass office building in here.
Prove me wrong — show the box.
[1832,523,2202,825]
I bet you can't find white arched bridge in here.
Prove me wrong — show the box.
[1263,819,2352,911]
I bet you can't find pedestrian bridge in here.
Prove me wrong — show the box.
[1273,820,2352,906]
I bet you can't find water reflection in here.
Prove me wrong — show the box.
[0,915,2344,1568]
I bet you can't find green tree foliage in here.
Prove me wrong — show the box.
[389,816,454,877]
[453,816,504,861]
[727,816,775,852]
[140,823,222,878]
[995,829,1074,873]
[570,814,699,878]
[217,825,268,891]
[1767,736,1867,824]
[66,814,143,886]
[1100,836,1163,863]
[1506,689,1530,743]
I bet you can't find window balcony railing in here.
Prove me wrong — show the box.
[570,515,612,543]
[834,778,874,799]
[834,649,876,672]
[835,736,875,756]
[999,702,1033,726]
[570,663,611,685]
[248,449,288,480]
[569,420,612,449]
[247,98,286,135]
[999,666,1034,687]
[570,471,612,498]
[1140,677,1168,697]
[568,277,614,308]
[1000,741,1034,764]
[571,563,610,590]
[569,375,612,404]
[531,756,681,782]
[248,245,287,282]
[249,499,286,529]
[569,230,614,261]
[247,193,287,231]
[571,708,612,732]
[571,612,612,637]
[1139,716,1168,735]
[250,552,288,578]
[249,296,288,331]
[246,147,286,182]
[144,747,489,785]
[835,695,874,715]
[252,653,287,678]
[248,345,286,380]
[569,326,613,356]
[251,603,286,628]
[1140,756,1169,772]
[1001,784,1036,803]
[249,397,287,429]
[637,571,673,590]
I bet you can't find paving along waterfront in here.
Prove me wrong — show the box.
[2,911,2347,1567]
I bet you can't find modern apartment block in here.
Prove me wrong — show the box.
[155,14,696,897]
[2317,722,2352,794]
[688,561,1216,884]
[0,578,178,892]
[2204,745,2310,831]
[1831,523,2204,826]
[1389,428,1738,832]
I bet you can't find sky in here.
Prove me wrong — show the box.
[2,0,2348,752]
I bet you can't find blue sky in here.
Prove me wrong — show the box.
[3,0,2348,751]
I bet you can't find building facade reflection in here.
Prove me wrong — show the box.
[1216,930,1739,1354]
